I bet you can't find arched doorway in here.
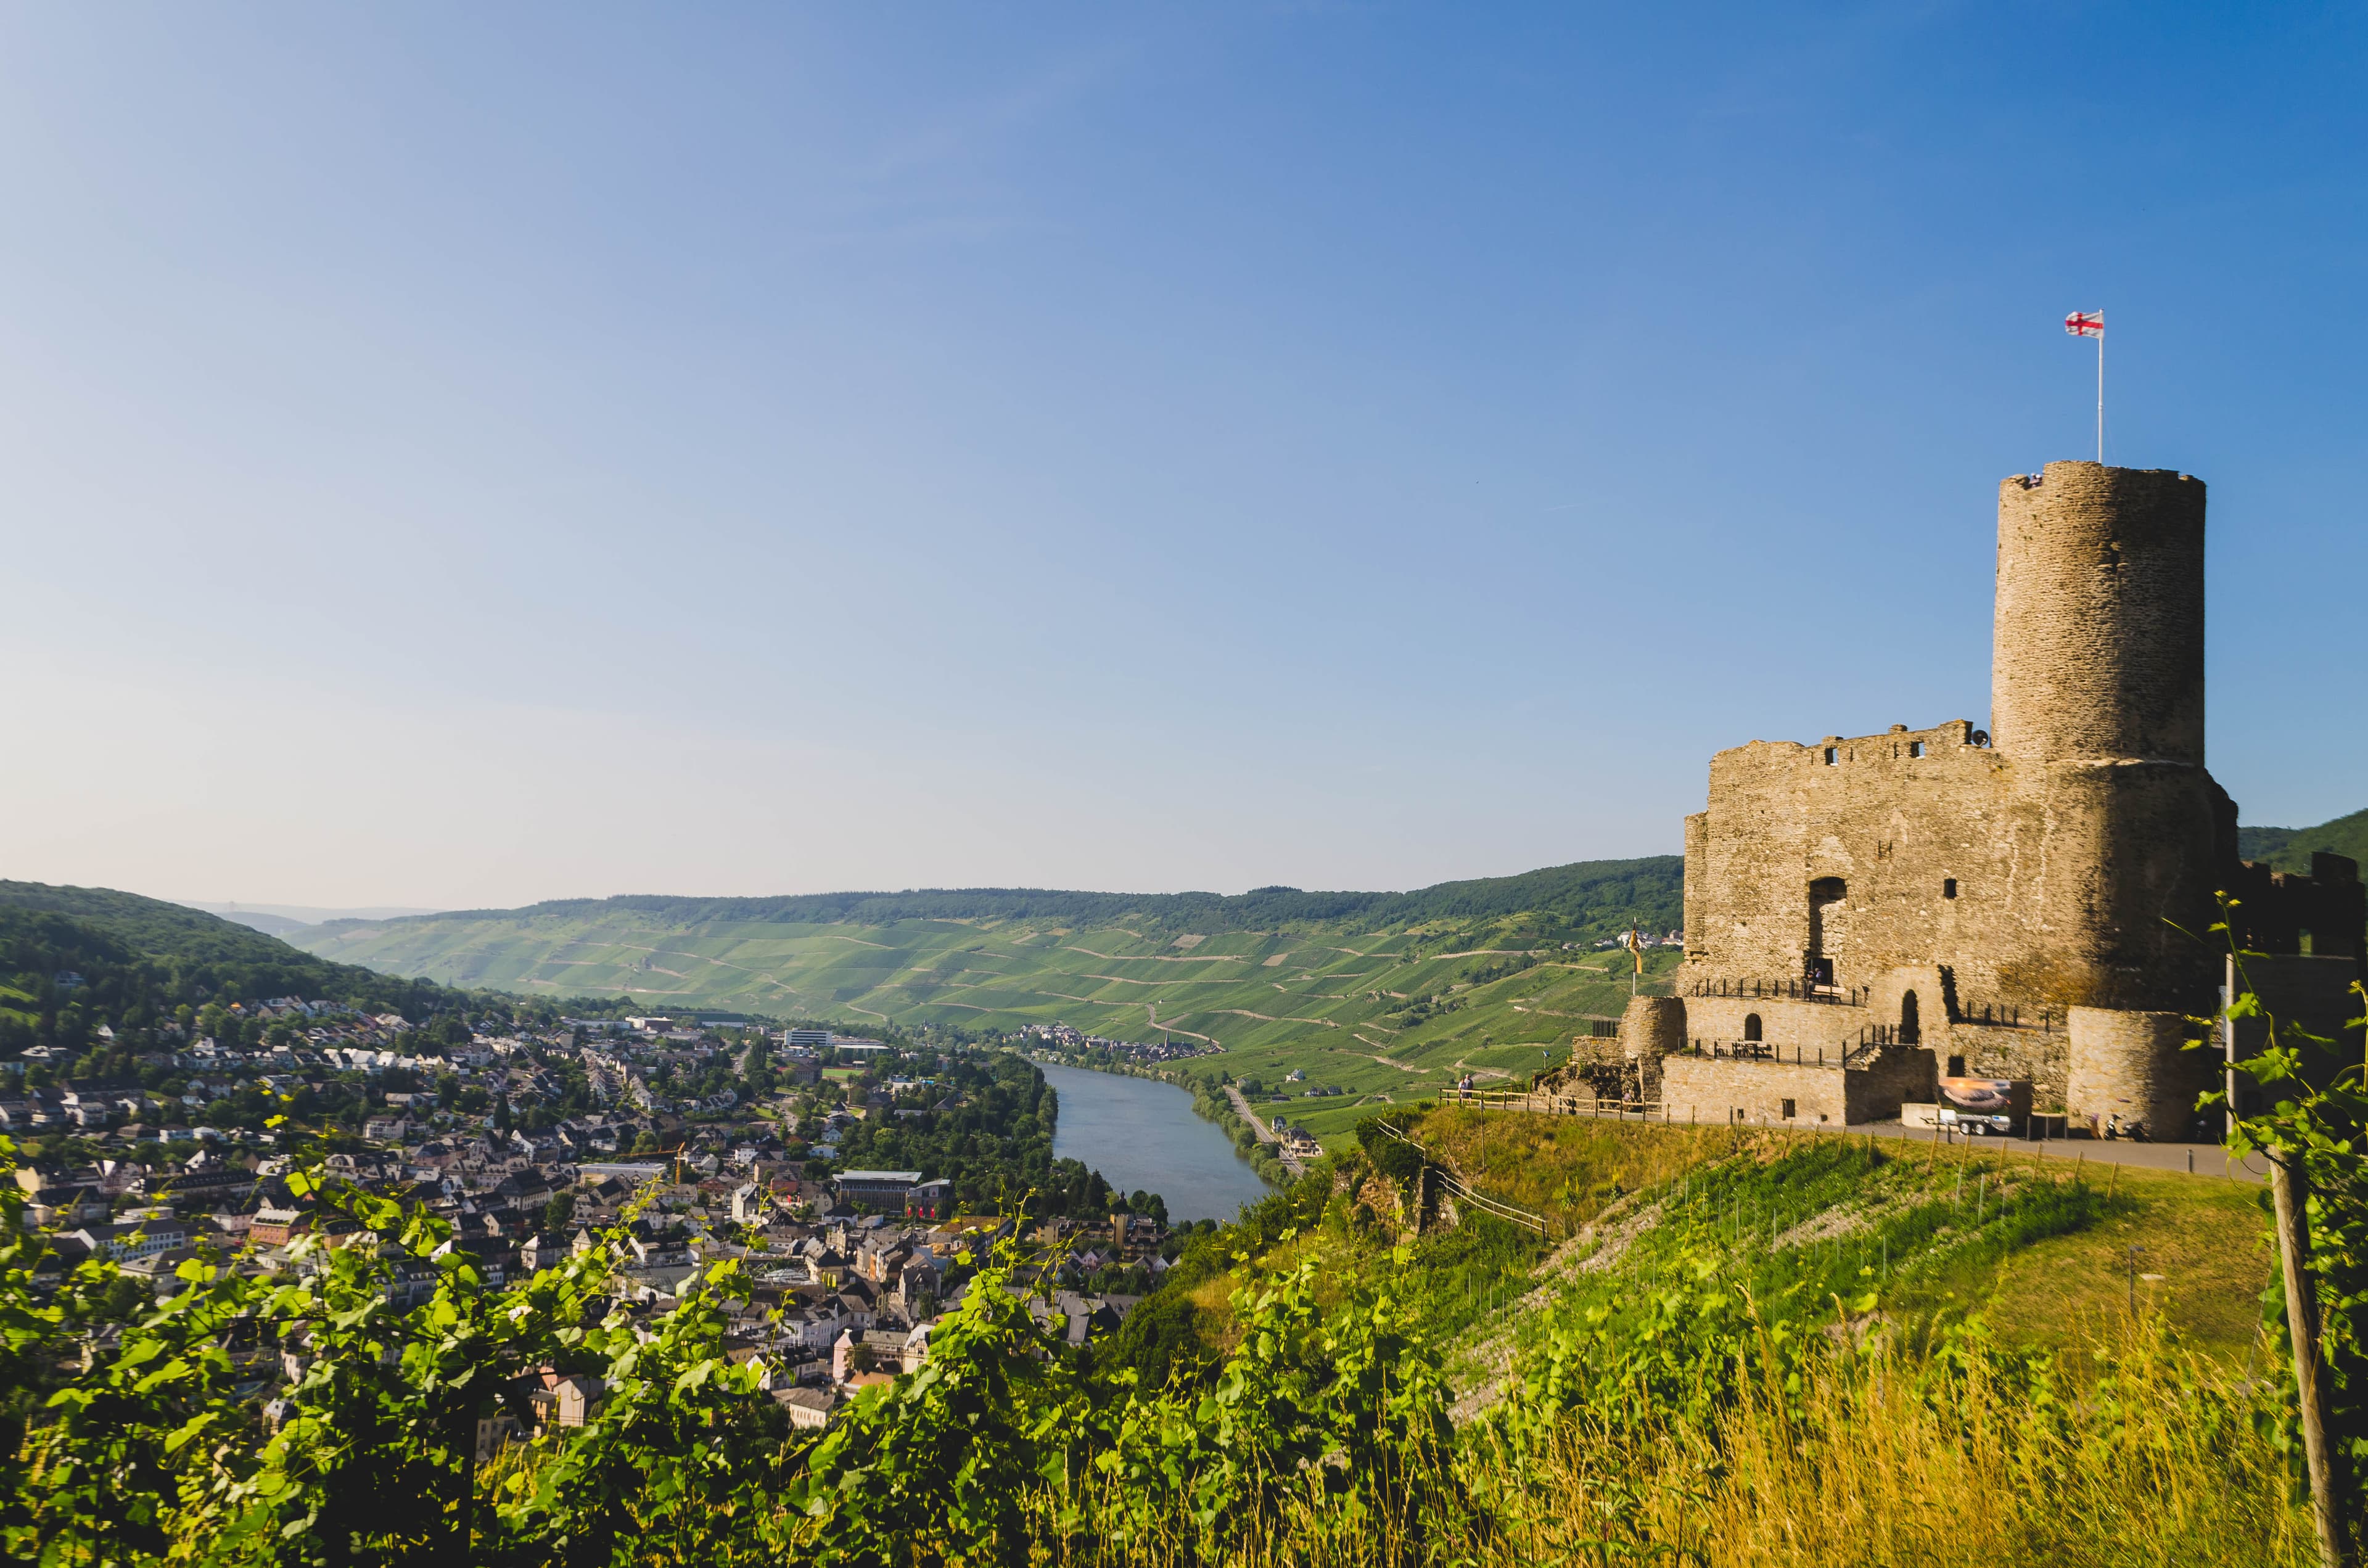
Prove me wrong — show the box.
[1807,877,1846,988]
[1900,990,1921,1045]
[1743,1013,1763,1042]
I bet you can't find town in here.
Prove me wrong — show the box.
[7,1003,1186,1439]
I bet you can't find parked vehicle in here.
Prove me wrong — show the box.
[1937,1076,2028,1138]
[1938,1106,2014,1137]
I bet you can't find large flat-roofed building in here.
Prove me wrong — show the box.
[1623,461,2363,1133]
[833,1170,923,1210]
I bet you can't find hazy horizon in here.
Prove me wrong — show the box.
[7,5,2364,909]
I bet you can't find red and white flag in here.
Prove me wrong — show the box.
[2065,310,2104,337]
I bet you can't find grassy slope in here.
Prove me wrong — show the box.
[2237,803,2368,872]
[1239,1113,2274,1397]
[287,868,1688,1107]
[1413,1112,2272,1368]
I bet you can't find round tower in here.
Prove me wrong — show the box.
[1991,461,2206,765]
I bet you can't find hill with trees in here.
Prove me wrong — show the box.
[0,881,486,1068]
[2238,803,2368,874]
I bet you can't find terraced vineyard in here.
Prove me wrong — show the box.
[289,864,1687,1147]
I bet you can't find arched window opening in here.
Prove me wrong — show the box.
[1743,1013,1763,1042]
[1899,990,1922,1045]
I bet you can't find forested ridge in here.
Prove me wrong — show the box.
[0,882,480,1067]
[2240,804,2368,875]
[312,855,1686,939]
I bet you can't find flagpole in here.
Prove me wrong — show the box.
[2096,323,2105,463]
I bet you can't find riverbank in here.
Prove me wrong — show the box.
[1033,1060,1274,1223]
[1027,1051,1291,1190]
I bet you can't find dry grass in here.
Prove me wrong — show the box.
[1037,1314,2318,1568]
[1511,1319,2311,1567]
[1980,1160,2273,1366]
[1412,1106,1726,1220]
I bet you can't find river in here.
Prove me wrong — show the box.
[1038,1062,1274,1223]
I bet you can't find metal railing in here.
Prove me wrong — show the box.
[1952,1000,2051,1032]
[1370,1117,1553,1238]
[1841,1022,1926,1065]
[1679,1038,1838,1067]
[1444,1086,1662,1116]
[1687,977,1867,1007]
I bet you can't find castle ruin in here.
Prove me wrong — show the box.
[1624,461,2363,1134]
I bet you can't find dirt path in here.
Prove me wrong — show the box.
[1450,1059,1515,1081]
[1211,1008,1341,1027]
[1347,1038,1428,1069]
[1061,946,1244,963]
[1144,1004,1220,1046]
[1430,948,1547,960]
[1447,1197,1665,1423]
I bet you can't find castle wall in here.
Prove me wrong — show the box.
[1661,1054,1848,1126]
[2230,853,2366,961]
[1683,726,2222,1014]
[1619,995,1688,1059]
[2230,954,2368,1105]
[1659,1045,1933,1127]
[1941,1024,2069,1112]
[1684,720,2023,990]
[1678,464,2224,1022]
[2020,758,2223,1010]
[2065,1008,2209,1135]
[1674,995,1862,1056]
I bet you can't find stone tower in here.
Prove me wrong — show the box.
[1991,461,2206,767]
[1991,462,2223,1012]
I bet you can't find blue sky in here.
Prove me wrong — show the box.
[3,4,2362,909]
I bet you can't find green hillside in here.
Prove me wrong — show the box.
[0,881,462,1009]
[2238,803,2368,874]
[0,880,479,1064]
[287,859,1687,1114]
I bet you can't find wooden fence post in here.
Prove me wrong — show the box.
[2271,1149,2353,1568]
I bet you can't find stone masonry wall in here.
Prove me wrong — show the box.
[1991,462,2206,768]
[1940,1023,2070,1112]
[1661,1054,1848,1127]
[1675,995,1862,1057]
[2065,1008,2210,1135]
[1679,720,2219,1016]
[1659,1045,1933,1127]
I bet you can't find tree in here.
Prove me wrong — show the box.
[2214,913,2365,1568]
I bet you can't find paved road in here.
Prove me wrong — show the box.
[1225,1085,1307,1179]
[1527,1100,2267,1183]
[1847,1117,2266,1183]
